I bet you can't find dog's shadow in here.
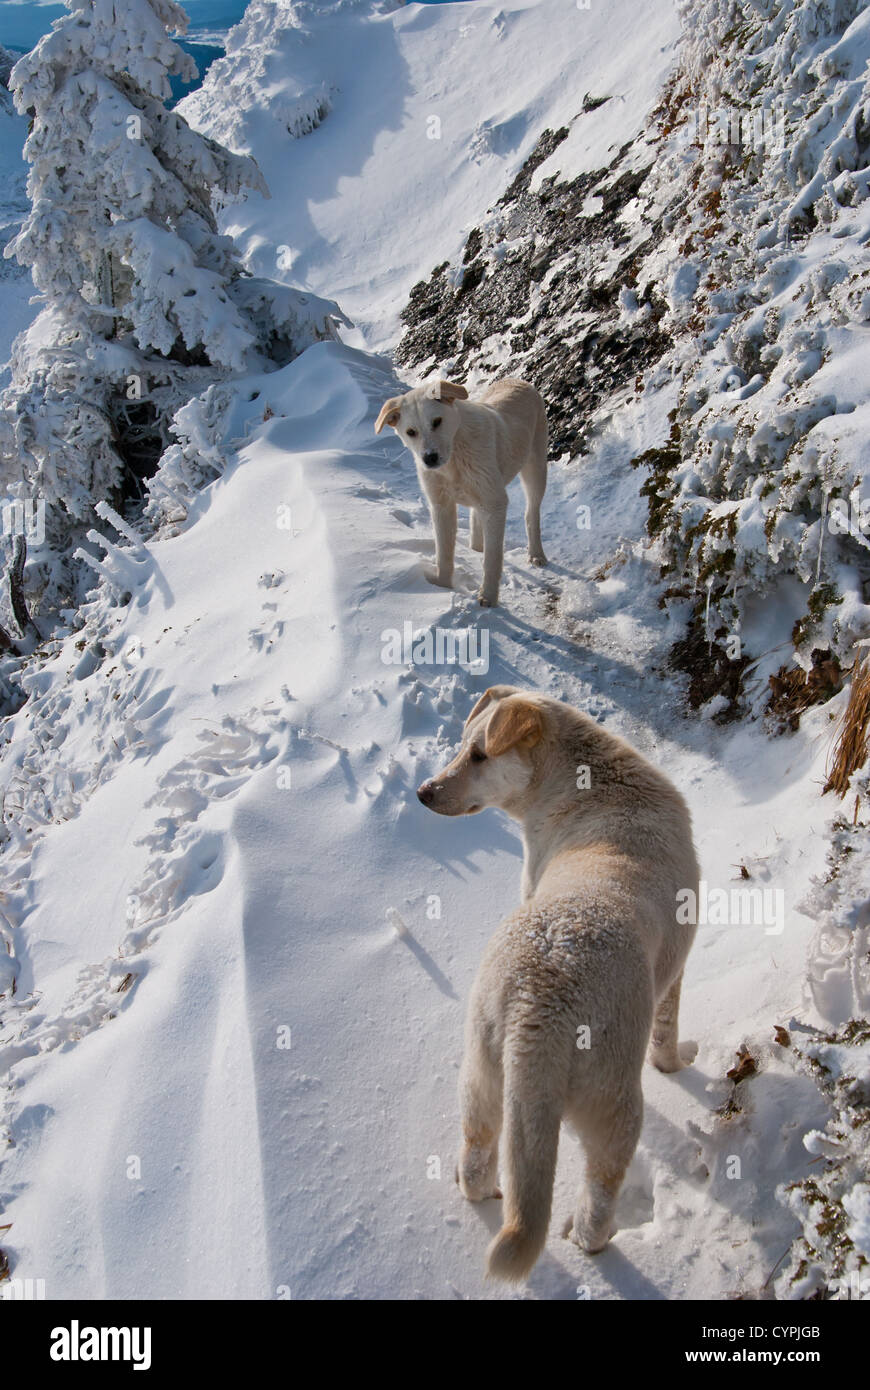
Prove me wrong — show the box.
[528,1242,667,1301]
[463,1196,666,1300]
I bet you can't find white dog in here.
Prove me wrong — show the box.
[417,687,699,1282]
[375,377,547,607]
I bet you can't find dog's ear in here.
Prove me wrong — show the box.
[375,397,403,434]
[484,696,544,757]
[464,685,519,729]
[429,379,468,404]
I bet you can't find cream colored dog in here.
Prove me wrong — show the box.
[417,687,699,1283]
[375,377,547,607]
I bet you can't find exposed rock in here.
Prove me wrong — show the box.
[397,123,674,461]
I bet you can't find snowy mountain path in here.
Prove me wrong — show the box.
[2,339,839,1298]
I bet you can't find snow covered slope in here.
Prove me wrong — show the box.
[181,0,683,349]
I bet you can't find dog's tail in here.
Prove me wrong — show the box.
[486,1046,563,1283]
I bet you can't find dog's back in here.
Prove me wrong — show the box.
[477,378,546,473]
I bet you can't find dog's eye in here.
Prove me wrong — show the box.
[470,747,487,763]
[407,428,418,438]
[432,417,442,428]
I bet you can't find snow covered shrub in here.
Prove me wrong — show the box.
[141,276,347,535]
[632,0,870,670]
[775,1019,870,1299]
[179,0,406,152]
[178,1,337,150]
[143,381,237,533]
[228,277,350,368]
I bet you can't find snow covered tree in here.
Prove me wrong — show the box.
[6,0,266,366]
[0,0,273,609]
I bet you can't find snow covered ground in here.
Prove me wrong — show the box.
[1,0,867,1301]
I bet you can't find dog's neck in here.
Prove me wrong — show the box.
[505,769,580,901]
[512,756,625,902]
[443,414,471,471]
[519,803,586,902]
[514,755,685,903]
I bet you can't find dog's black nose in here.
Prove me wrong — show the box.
[422,451,439,468]
[417,782,436,806]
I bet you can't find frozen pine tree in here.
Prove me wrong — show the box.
[0,0,271,611]
[7,0,267,365]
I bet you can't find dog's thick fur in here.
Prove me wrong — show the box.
[375,377,547,607]
[417,687,699,1282]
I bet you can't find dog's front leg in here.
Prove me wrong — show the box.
[428,499,457,589]
[479,500,508,607]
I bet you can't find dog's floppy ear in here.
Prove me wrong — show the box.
[375,397,403,434]
[464,684,519,729]
[484,696,544,757]
[429,379,468,403]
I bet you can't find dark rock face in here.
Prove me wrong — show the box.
[397,121,673,461]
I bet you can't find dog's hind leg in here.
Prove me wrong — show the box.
[470,508,484,553]
[648,971,697,1072]
[564,1085,643,1254]
[519,418,548,567]
[457,1024,503,1202]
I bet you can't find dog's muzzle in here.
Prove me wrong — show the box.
[422,451,440,468]
[417,780,437,806]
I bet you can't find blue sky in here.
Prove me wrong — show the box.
[0,0,470,51]
[2,2,259,49]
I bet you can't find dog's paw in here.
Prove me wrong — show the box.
[478,592,499,608]
[424,567,454,590]
[529,553,547,568]
[457,1173,503,1203]
[562,1215,613,1254]
[456,1153,502,1202]
[648,1039,697,1072]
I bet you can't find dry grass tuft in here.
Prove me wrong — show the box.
[767,649,843,733]
[824,651,870,797]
